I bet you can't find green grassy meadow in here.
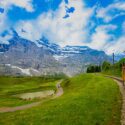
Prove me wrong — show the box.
[102,68,122,77]
[0,76,58,107]
[0,74,122,125]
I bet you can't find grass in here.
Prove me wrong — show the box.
[0,74,122,125]
[102,68,122,77]
[0,76,58,107]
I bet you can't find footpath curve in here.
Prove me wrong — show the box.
[0,80,63,113]
[106,76,125,125]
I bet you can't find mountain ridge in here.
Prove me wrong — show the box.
[0,29,111,76]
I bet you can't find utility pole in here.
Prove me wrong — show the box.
[113,53,115,65]
[112,52,115,74]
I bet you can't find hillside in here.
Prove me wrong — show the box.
[0,74,121,125]
[101,58,125,77]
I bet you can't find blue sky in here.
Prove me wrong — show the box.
[0,0,125,54]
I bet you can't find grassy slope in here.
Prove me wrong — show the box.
[102,68,122,77]
[0,77,58,107]
[0,74,121,125]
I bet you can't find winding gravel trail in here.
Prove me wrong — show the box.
[53,80,63,99]
[114,79,125,125]
[0,80,63,113]
[106,76,125,125]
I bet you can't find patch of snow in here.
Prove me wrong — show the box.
[36,43,43,48]
[30,68,40,73]
[35,41,43,47]
[53,55,68,61]
[62,50,81,53]
[63,46,88,52]
[4,64,40,76]
[11,65,31,76]
[5,64,11,66]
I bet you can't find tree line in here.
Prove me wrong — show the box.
[86,58,125,75]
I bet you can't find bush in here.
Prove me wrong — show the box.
[101,58,125,77]
[87,65,101,73]
[102,61,111,71]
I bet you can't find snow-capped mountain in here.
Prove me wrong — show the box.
[0,29,111,76]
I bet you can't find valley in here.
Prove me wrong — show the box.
[0,0,125,124]
[0,74,121,125]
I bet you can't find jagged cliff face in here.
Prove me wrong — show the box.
[0,30,110,76]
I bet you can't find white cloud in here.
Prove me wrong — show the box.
[0,0,34,12]
[15,21,41,42]
[86,23,125,55]
[122,22,125,33]
[105,21,125,55]
[0,30,13,44]
[1,0,124,55]
[0,12,7,33]
[106,36,125,54]
[0,0,34,42]
[0,35,11,44]
[88,25,117,51]
[14,0,125,54]
[97,1,125,22]
[15,0,94,47]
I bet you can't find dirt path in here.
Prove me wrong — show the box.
[0,80,63,113]
[114,79,125,125]
[52,80,63,99]
[0,102,41,113]
[105,75,125,125]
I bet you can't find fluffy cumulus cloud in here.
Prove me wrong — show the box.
[123,22,125,33]
[13,0,125,54]
[0,0,34,28]
[0,0,34,43]
[0,34,12,44]
[0,0,34,12]
[88,25,117,50]
[106,21,125,54]
[88,23,125,55]
[0,0,125,55]
[0,11,6,32]
[0,29,14,44]
[15,0,94,46]
[106,36,125,54]
[97,1,125,22]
